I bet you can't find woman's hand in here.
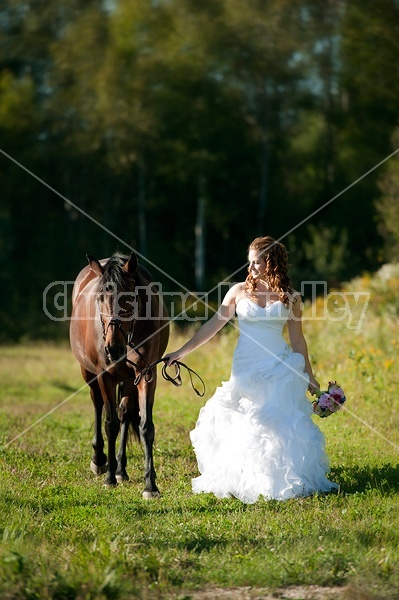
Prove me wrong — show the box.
[307,376,320,396]
[163,349,185,367]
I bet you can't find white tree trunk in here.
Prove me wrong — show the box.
[195,175,206,290]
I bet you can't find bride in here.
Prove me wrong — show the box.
[164,236,339,503]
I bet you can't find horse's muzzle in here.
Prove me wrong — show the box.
[105,343,126,363]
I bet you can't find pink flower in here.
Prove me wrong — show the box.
[319,393,334,409]
[331,393,343,404]
[328,382,345,399]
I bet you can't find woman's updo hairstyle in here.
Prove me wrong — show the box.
[245,236,293,307]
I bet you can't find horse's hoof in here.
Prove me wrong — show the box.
[142,490,161,500]
[116,473,130,483]
[103,481,118,488]
[90,460,107,475]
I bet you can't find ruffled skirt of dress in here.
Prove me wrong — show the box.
[189,351,339,504]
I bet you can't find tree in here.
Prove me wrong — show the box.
[375,131,399,261]
[336,0,399,268]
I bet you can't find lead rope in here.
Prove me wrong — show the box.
[160,360,206,397]
[126,351,206,397]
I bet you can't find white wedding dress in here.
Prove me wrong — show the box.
[190,297,339,503]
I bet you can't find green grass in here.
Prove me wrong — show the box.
[1,271,399,599]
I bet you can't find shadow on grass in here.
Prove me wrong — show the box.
[50,380,80,393]
[183,537,229,553]
[332,463,399,495]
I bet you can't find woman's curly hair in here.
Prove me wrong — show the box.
[245,236,293,307]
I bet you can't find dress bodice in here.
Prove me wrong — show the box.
[236,296,289,337]
[233,297,290,372]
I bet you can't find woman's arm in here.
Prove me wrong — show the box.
[163,283,243,366]
[287,292,319,394]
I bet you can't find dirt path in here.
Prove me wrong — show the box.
[172,585,378,600]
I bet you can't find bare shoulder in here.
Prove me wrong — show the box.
[222,282,246,306]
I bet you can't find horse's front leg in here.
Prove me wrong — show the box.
[81,368,107,475]
[116,380,139,483]
[98,374,120,486]
[138,377,160,499]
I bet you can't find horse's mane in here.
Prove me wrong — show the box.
[99,253,135,293]
[98,253,151,293]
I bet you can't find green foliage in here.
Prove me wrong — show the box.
[290,224,349,288]
[1,275,399,598]
[0,71,35,132]
[376,131,399,262]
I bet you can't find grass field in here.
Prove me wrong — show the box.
[1,269,399,599]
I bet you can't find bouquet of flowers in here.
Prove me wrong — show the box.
[312,381,346,418]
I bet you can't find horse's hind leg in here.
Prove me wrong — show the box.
[138,378,160,499]
[116,381,139,483]
[81,368,107,475]
[97,374,120,486]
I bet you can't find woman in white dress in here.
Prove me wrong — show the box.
[164,236,339,503]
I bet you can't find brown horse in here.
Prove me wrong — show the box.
[70,252,169,498]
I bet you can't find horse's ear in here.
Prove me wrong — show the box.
[86,255,104,277]
[123,252,138,276]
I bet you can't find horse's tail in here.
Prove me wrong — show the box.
[117,382,140,443]
[129,398,140,442]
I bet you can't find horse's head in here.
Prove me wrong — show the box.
[87,252,138,364]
